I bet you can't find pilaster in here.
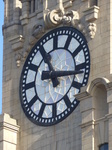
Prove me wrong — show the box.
[76,90,95,150]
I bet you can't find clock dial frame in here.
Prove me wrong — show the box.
[20,26,90,126]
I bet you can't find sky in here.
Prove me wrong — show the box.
[0,1,4,114]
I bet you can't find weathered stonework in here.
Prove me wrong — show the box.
[2,0,112,150]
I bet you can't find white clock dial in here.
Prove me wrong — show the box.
[36,49,75,104]
[20,26,90,126]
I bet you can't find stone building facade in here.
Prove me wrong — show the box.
[1,0,112,150]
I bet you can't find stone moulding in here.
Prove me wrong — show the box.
[84,6,99,22]
[80,120,95,128]
[20,14,29,26]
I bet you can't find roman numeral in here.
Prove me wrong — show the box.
[28,95,37,107]
[52,103,57,118]
[25,81,35,90]
[72,81,82,89]
[38,103,45,117]
[64,36,72,49]
[72,45,82,57]
[75,62,86,70]
[53,36,58,49]
[29,64,38,72]
[63,95,71,108]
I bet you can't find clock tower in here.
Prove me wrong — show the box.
[2,0,112,150]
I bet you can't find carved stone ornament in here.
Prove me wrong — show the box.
[44,9,79,28]
[84,6,99,39]
[15,52,21,68]
[28,24,45,45]
[88,23,96,39]
[32,24,44,38]
[15,51,28,67]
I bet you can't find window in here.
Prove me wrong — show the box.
[89,0,98,7]
[99,143,108,150]
[29,0,43,14]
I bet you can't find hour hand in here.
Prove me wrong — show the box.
[43,53,60,87]
[41,70,84,80]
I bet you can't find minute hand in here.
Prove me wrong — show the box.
[41,70,83,80]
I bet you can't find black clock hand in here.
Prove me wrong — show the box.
[41,70,84,80]
[39,47,59,87]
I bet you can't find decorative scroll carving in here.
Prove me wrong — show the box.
[43,0,79,28]
[44,9,79,28]
[44,1,99,39]
[63,10,79,26]
[44,10,61,27]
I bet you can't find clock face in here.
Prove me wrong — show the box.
[20,26,90,126]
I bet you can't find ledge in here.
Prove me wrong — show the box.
[80,120,95,128]
[84,6,100,22]
[9,35,24,51]
[75,85,91,101]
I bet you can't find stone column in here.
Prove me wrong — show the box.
[76,90,95,150]
[43,0,48,10]
[0,114,19,150]
[13,0,22,23]
[21,0,30,16]
[20,0,30,25]
[4,0,9,24]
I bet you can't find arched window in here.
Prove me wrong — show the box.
[93,84,108,120]
[99,143,108,150]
